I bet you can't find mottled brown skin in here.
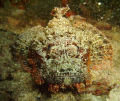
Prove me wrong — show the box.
[27,49,91,93]
[14,6,113,94]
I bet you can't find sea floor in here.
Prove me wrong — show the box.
[0,7,120,101]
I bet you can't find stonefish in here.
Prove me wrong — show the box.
[14,6,113,93]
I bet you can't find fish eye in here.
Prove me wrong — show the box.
[60,69,65,72]
[66,68,72,71]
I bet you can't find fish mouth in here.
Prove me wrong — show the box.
[50,72,83,77]
[44,72,85,85]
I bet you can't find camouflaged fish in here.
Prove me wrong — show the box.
[14,5,113,93]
